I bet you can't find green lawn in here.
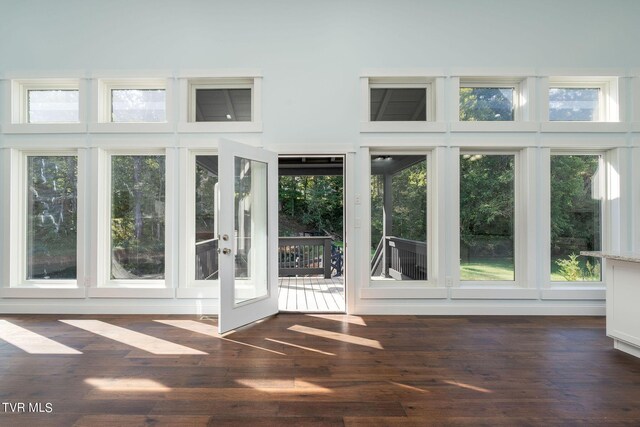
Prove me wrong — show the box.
[460,257,601,282]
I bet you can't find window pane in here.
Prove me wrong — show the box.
[27,156,78,280]
[370,88,426,121]
[370,155,427,281]
[460,87,514,121]
[111,89,166,122]
[28,90,79,123]
[460,154,515,281]
[195,155,219,281]
[111,156,165,280]
[195,88,251,122]
[550,155,602,281]
[549,88,599,121]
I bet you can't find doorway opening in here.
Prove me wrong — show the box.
[277,156,345,313]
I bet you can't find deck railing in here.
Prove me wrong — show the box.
[371,236,427,280]
[196,238,219,280]
[279,236,333,278]
[195,236,339,280]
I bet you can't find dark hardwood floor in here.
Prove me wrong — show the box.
[0,314,639,426]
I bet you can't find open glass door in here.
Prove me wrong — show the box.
[218,140,278,334]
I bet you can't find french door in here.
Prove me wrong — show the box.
[218,140,278,334]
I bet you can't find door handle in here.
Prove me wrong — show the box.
[220,248,231,255]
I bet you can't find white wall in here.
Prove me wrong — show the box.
[1,0,639,314]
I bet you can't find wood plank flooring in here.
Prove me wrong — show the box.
[278,276,345,312]
[0,314,639,426]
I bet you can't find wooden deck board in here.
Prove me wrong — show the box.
[278,276,345,312]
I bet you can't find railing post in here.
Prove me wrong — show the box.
[323,238,332,279]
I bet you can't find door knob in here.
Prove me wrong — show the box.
[222,248,231,255]
[222,234,229,241]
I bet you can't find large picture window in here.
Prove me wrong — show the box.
[370,155,428,281]
[550,154,602,282]
[110,155,166,280]
[26,155,78,280]
[460,154,515,281]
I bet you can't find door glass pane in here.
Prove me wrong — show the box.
[111,89,166,123]
[234,157,268,305]
[370,155,428,281]
[549,88,600,121]
[27,156,78,279]
[28,90,79,123]
[550,155,602,281]
[460,154,515,281]
[111,155,165,280]
[460,87,514,121]
[195,155,219,281]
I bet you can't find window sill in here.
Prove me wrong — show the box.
[360,121,447,133]
[0,287,86,298]
[176,287,218,299]
[450,287,538,300]
[87,287,174,298]
[88,122,173,133]
[2,123,87,134]
[541,122,628,133]
[631,122,640,132]
[360,285,447,299]
[450,121,539,132]
[541,287,605,300]
[177,122,262,133]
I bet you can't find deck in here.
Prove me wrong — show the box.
[278,276,345,312]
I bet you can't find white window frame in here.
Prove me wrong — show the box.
[541,76,621,131]
[361,149,448,299]
[177,148,220,298]
[360,74,446,133]
[90,77,172,132]
[90,148,174,297]
[451,76,538,132]
[455,150,529,292]
[541,150,606,297]
[2,149,86,298]
[177,74,262,133]
[8,79,86,133]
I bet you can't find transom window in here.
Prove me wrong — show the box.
[188,78,254,122]
[459,86,515,121]
[547,77,618,122]
[98,79,167,123]
[370,87,427,121]
[12,79,81,124]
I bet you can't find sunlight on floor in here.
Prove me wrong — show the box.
[306,314,367,326]
[443,380,493,393]
[264,337,335,356]
[0,320,82,355]
[85,378,171,392]
[60,320,207,355]
[154,319,286,356]
[389,381,430,394]
[288,324,383,349]
[235,378,332,394]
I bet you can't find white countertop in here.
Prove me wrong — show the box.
[581,251,640,263]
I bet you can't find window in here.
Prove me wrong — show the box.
[26,155,78,280]
[110,155,166,280]
[369,79,431,122]
[194,155,219,282]
[11,79,81,124]
[550,154,602,282]
[370,155,429,281]
[189,79,253,122]
[460,154,515,281]
[459,86,515,121]
[547,77,618,122]
[98,79,167,123]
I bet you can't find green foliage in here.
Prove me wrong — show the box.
[555,253,601,281]
[279,175,343,238]
[460,87,514,121]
